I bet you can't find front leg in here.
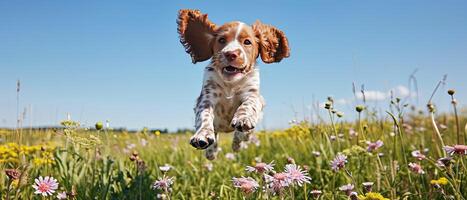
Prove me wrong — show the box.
[231,94,264,132]
[190,92,217,149]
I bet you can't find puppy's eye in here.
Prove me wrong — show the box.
[244,39,251,45]
[218,37,226,44]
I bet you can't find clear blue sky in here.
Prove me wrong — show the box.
[1,1,466,130]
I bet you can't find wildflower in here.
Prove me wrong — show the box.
[5,169,20,180]
[284,164,311,186]
[331,153,347,172]
[312,151,321,157]
[355,105,365,112]
[264,172,290,195]
[366,140,383,152]
[408,163,425,174]
[330,135,337,141]
[430,177,448,186]
[204,162,213,171]
[443,145,467,156]
[436,157,452,167]
[232,177,259,195]
[57,191,67,199]
[448,89,455,95]
[339,184,354,196]
[157,193,168,199]
[152,176,174,191]
[249,135,260,146]
[358,192,390,200]
[350,192,359,200]
[338,133,344,138]
[140,138,148,146]
[336,111,344,118]
[349,128,358,137]
[95,122,103,130]
[310,190,322,199]
[32,176,59,196]
[411,150,426,160]
[378,153,384,157]
[159,164,172,172]
[246,161,275,174]
[225,153,235,160]
[287,157,295,164]
[362,182,374,192]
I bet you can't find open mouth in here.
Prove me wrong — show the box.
[223,66,243,75]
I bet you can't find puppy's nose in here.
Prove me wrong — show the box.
[224,51,239,62]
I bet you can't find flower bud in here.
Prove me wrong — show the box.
[95,122,103,130]
[447,89,455,95]
[356,105,365,113]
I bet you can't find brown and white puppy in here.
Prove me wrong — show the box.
[177,9,290,160]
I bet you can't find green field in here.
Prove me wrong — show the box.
[1,96,467,200]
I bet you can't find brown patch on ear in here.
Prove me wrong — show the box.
[252,20,290,63]
[177,9,218,63]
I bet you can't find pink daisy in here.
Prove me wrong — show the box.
[246,161,275,174]
[411,150,426,160]
[152,176,174,191]
[264,172,290,195]
[444,145,467,156]
[32,176,59,196]
[408,162,425,174]
[284,164,311,186]
[331,153,347,172]
[338,183,354,196]
[366,140,383,152]
[232,177,259,195]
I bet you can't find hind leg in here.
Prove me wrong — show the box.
[205,133,219,160]
[232,130,253,152]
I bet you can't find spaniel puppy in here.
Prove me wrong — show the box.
[177,9,290,160]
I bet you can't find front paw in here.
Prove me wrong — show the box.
[231,115,256,132]
[190,129,215,149]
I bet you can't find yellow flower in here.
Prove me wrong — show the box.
[430,177,448,185]
[358,192,389,200]
[154,130,161,136]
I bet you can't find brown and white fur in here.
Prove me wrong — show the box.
[177,9,290,160]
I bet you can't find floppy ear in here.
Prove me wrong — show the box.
[252,20,290,63]
[177,9,218,64]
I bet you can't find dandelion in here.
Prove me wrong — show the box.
[284,164,311,186]
[264,172,290,195]
[443,145,467,155]
[358,192,390,200]
[232,177,259,195]
[159,164,172,172]
[225,153,235,160]
[339,183,354,196]
[246,161,275,174]
[430,177,448,187]
[152,176,174,191]
[32,176,59,196]
[366,140,383,152]
[57,191,67,199]
[362,182,374,192]
[331,153,347,172]
[411,150,426,160]
[408,162,425,174]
